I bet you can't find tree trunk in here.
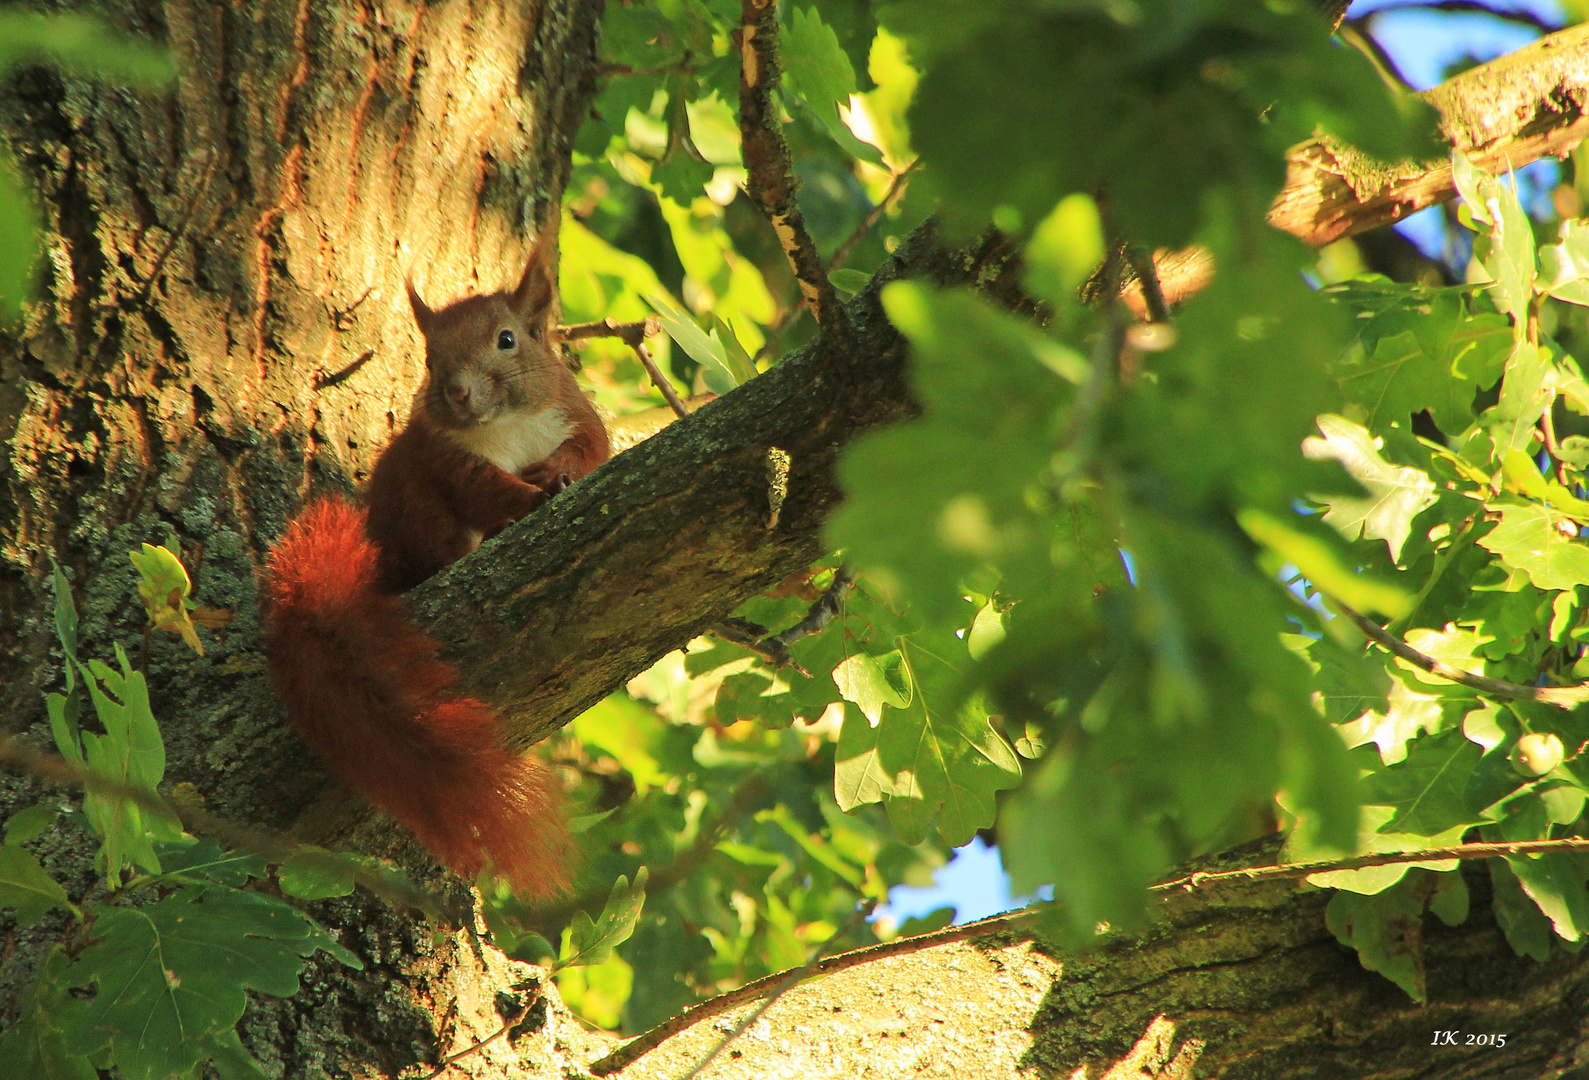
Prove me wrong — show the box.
[4,2,1589,1078]
[0,1,609,1073]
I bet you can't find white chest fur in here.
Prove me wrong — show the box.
[445,406,572,474]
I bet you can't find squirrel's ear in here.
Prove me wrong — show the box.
[406,278,436,337]
[511,218,559,323]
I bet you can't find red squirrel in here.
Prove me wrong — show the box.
[263,221,609,897]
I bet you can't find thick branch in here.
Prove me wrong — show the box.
[1138,24,1589,311]
[582,836,1589,1079]
[408,226,1024,747]
[1271,22,1589,248]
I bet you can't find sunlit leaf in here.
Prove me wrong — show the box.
[1303,414,1437,562]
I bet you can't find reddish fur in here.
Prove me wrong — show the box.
[264,498,571,896]
[265,228,610,894]
[520,394,610,489]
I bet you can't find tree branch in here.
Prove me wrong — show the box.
[1270,22,1589,248]
[408,226,1025,749]
[1140,24,1589,310]
[736,0,848,344]
[1340,603,1589,707]
[1154,838,1589,891]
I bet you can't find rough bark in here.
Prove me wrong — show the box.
[2,2,1588,1078]
[1143,23,1589,309]
[412,227,1025,749]
[595,840,1589,1080]
[0,1,608,1074]
[1271,23,1589,248]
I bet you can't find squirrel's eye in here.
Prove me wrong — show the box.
[497,329,516,350]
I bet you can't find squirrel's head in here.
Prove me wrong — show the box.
[407,222,565,428]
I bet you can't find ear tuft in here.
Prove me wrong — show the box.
[405,278,437,338]
[511,217,560,324]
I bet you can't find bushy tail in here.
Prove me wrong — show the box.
[263,498,570,896]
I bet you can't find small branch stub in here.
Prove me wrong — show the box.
[765,446,791,528]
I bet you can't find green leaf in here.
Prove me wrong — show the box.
[645,290,736,383]
[1337,680,1444,767]
[714,669,781,725]
[74,646,182,880]
[1455,154,1536,325]
[1477,501,1589,591]
[810,0,879,92]
[0,947,98,1080]
[1023,194,1105,308]
[0,151,39,322]
[5,804,58,845]
[831,650,910,725]
[558,867,649,971]
[1299,807,1463,895]
[571,695,671,794]
[0,12,173,83]
[1303,414,1437,562]
[129,542,203,656]
[1325,872,1430,1002]
[1239,508,1410,618]
[67,886,360,1080]
[207,1028,270,1080]
[1330,289,1511,432]
[1539,219,1589,307]
[156,839,268,887]
[1303,632,1392,728]
[835,639,1020,846]
[1428,870,1470,927]
[1491,858,1555,961]
[1001,744,1168,938]
[830,282,1074,625]
[277,846,361,900]
[1485,341,1552,452]
[893,1,1434,244]
[50,562,77,664]
[1504,851,1589,943]
[0,846,72,925]
[829,267,871,296]
[782,7,885,166]
[1361,729,1486,837]
[0,15,170,320]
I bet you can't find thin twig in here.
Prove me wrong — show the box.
[707,567,856,675]
[560,316,659,347]
[1153,839,1589,892]
[560,316,690,419]
[736,0,848,344]
[826,159,921,275]
[709,618,809,676]
[0,735,454,921]
[598,55,700,78]
[1124,245,1171,325]
[589,830,1589,1075]
[1340,603,1589,707]
[1354,0,1557,33]
[1336,20,1416,93]
[767,566,855,651]
[410,985,544,1080]
[635,341,690,419]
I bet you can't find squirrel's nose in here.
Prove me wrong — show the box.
[446,382,471,406]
